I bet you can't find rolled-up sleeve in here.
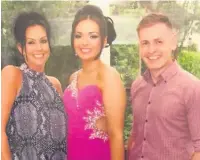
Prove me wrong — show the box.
[186,80,200,152]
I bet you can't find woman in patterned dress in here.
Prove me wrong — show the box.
[1,12,67,160]
[63,5,126,160]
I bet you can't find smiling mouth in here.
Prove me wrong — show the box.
[147,56,160,60]
[33,54,44,58]
[81,48,91,53]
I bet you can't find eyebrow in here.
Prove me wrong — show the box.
[26,36,48,40]
[141,37,162,42]
[75,32,99,34]
[154,38,162,41]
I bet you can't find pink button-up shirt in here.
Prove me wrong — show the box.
[129,61,200,160]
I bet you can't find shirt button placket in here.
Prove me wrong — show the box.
[142,84,155,160]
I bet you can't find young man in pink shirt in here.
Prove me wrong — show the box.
[128,13,200,160]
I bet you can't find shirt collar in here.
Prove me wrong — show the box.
[143,60,180,83]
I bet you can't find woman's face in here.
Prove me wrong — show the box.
[73,19,106,61]
[18,25,50,69]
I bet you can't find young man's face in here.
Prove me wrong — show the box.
[138,23,177,72]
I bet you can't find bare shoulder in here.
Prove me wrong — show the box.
[46,76,61,88]
[69,70,80,83]
[69,72,76,83]
[46,76,62,95]
[2,65,22,82]
[101,64,121,82]
[46,75,58,83]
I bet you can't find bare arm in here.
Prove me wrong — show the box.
[1,66,22,160]
[127,128,135,153]
[102,68,126,160]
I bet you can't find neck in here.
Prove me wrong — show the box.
[149,60,174,83]
[81,59,101,74]
[27,63,45,73]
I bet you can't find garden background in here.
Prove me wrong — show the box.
[2,0,200,149]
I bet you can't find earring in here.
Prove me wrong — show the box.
[75,53,78,56]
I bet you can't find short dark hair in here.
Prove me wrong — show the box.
[71,4,116,59]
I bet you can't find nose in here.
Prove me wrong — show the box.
[36,42,42,50]
[81,36,89,46]
[148,43,156,54]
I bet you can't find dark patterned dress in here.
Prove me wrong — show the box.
[6,63,67,160]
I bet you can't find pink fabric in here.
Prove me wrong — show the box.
[63,73,110,160]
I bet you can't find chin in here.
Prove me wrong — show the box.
[80,56,96,61]
[146,62,162,70]
[148,64,168,71]
[33,61,46,67]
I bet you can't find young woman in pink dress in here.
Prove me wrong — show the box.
[63,4,126,160]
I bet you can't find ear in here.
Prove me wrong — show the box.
[103,36,108,48]
[17,43,23,55]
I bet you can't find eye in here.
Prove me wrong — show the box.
[156,40,163,44]
[90,35,99,39]
[141,41,148,46]
[41,39,48,43]
[74,34,81,39]
[27,41,35,45]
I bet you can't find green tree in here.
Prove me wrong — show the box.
[178,50,200,78]
[111,44,139,87]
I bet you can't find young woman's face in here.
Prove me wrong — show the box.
[73,19,106,61]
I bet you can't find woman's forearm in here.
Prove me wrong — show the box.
[109,134,124,160]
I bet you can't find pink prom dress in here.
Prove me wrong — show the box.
[63,71,111,160]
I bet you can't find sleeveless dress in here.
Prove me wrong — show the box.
[63,71,110,160]
[6,63,67,160]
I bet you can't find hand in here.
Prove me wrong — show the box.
[191,152,200,160]
[127,135,135,156]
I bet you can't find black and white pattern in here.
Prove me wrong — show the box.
[6,63,67,160]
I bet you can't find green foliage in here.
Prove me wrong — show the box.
[45,46,80,89]
[1,47,24,69]
[187,43,198,52]
[178,50,200,78]
[111,44,140,87]
[124,95,133,142]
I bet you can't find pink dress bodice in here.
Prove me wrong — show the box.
[63,71,110,160]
